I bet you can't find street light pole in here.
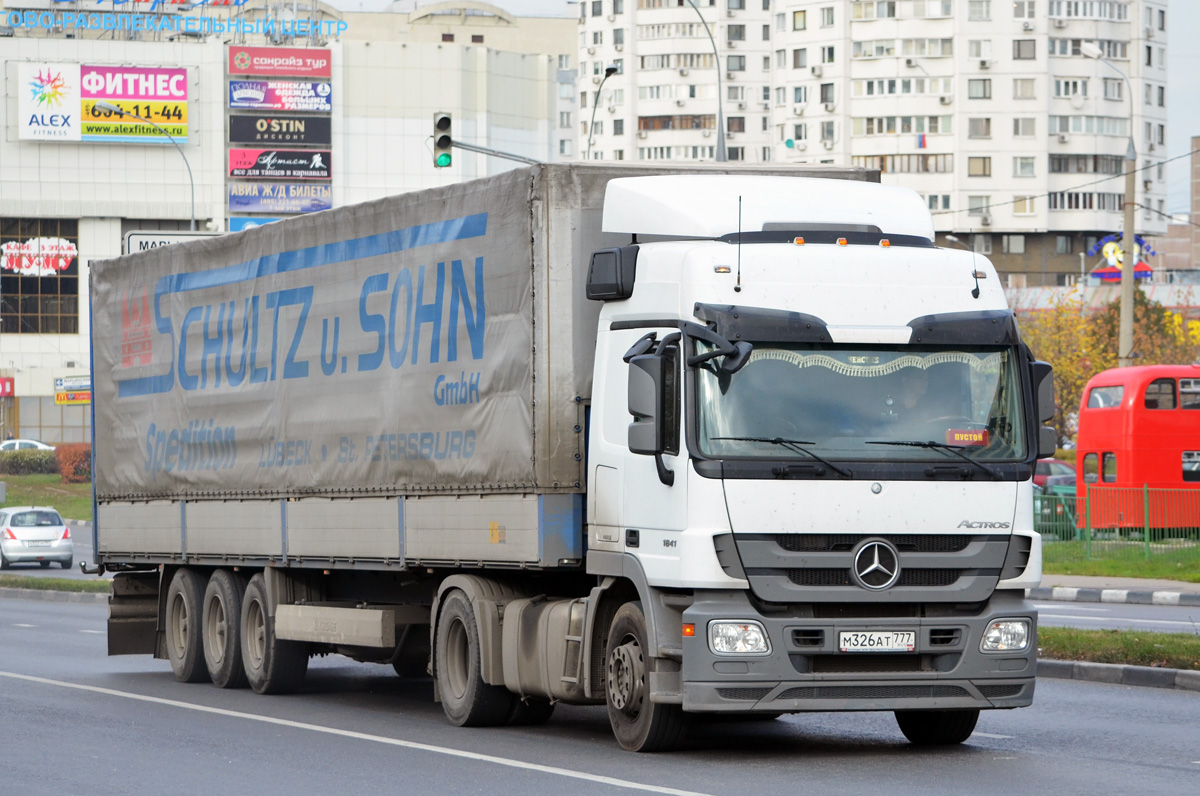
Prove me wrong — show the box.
[586,65,619,161]
[94,100,196,231]
[685,0,726,162]
[1081,43,1136,367]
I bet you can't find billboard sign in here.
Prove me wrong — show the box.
[18,62,189,143]
[229,80,332,112]
[123,231,221,255]
[228,183,331,215]
[228,46,332,78]
[1,237,78,276]
[229,149,331,180]
[229,217,282,232]
[228,114,330,146]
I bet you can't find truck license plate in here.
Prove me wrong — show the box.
[838,630,916,653]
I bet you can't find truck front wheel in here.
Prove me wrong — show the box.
[165,568,210,684]
[435,589,513,726]
[203,569,248,689]
[895,709,980,745]
[240,573,308,694]
[605,601,687,752]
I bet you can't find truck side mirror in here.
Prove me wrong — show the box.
[1032,360,1057,457]
[627,349,677,486]
[628,354,665,455]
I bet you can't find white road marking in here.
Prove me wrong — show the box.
[1039,614,1199,629]
[0,671,712,796]
[1032,604,1111,613]
[973,732,1013,740]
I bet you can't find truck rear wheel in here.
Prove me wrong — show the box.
[203,569,248,689]
[165,568,210,684]
[435,589,513,726]
[895,709,980,745]
[240,573,308,694]
[605,601,687,752]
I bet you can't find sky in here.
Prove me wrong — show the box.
[331,0,1198,213]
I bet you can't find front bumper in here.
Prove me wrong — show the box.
[681,589,1036,713]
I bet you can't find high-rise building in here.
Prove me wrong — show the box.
[579,0,1169,286]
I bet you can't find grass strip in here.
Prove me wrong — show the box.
[1042,556,1200,583]
[1039,626,1200,671]
[1,473,93,521]
[0,574,111,593]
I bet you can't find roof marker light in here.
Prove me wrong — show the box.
[880,239,891,247]
[793,237,805,245]
[837,237,848,246]
[714,265,732,274]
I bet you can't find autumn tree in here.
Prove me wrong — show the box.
[1017,290,1095,445]
[1086,288,1200,372]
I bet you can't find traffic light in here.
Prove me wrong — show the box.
[433,112,453,168]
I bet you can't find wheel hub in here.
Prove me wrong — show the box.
[607,640,645,715]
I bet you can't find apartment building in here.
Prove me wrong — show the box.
[578,0,1170,286]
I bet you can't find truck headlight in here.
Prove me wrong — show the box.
[709,621,770,655]
[980,619,1030,652]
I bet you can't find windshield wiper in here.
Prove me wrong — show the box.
[865,440,1002,480]
[711,436,853,478]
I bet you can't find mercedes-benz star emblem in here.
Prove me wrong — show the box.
[852,539,901,590]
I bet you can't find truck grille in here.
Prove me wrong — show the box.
[734,533,1010,604]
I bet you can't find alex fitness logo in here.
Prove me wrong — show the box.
[28,67,71,108]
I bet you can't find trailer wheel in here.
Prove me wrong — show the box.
[435,589,513,726]
[203,569,248,689]
[895,709,980,745]
[165,568,210,684]
[605,601,687,752]
[241,573,308,694]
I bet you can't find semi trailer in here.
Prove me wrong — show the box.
[89,163,1055,751]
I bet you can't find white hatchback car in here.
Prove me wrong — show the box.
[0,439,56,452]
[0,507,73,569]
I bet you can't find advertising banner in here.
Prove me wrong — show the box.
[229,114,330,146]
[229,217,283,232]
[0,378,13,397]
[228,183,331,214]
[1,237,78,276]
[229,149,331,180]
[18,62,189,143]
[229,80,332,112]
[228,46,332,78]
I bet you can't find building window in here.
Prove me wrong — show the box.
[914,0,952,16]
[1054,78,1087,98]
[852,1,896,19]
[1013,78,1036,99]
[1002,235,1025,254]
[968,117,991,138]
[972,234,992,255]
[1013,117,1035,136]
[614,28,624,45]
[728,146,745,161]
[968,40,992,59]
[793,48,807,68]
[968,0,990,21]
[1013,156,1035,177]
[1013,40,1036,60]
[728,24,746,41]
[442,33,454,42]
[728,116,746,133]
[821,6,834,26]
[792,10,806,29]
[794,86,807,103]
[558,54,571,70]
[1103,78,1123,101]
[471,34,484,43]
[614,0,624,12]
[968,196,990,215]
[0,218,80,334]
[614,149,624,160]
[1145,45,1152,66]
[728,55,746,71]
[560,139,572,156]
[1157,86,1165,107]
[1013,0,1034,18]
[820,83,835,103]
[1055,235,1072,255]
[968,79,991,99]
[821,46,835,64]
[968,156,991,177]
[1013,196,1035,215]
[729,0,745,10]
[793,123,807,140]
[820,121,834,141]
[559,111,571,128]
[763,24,770,40]
[613,119,624,135]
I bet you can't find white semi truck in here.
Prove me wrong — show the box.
[90,164,1055,752]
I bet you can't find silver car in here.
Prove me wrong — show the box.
[0,507,73,569]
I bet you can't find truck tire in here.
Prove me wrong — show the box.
[895,709,980,745]
[203,569,248,689]
[240,573,308,694]
[435,589,513,726]
[605,601,688,752]
[165,568,211,684]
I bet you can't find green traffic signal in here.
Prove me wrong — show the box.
[433,112,453,168]
[435,152,452,167]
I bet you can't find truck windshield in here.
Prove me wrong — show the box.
[696,344,1027,462]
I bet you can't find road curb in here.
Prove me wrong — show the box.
[0,586,108,604]
[1037,658,1200,692]
[1028,586,1200,606]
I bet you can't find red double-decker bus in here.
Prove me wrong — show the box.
[1074,365,1200,528]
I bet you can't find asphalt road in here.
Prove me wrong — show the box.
[1036,601,1200,635]
[1,598,1197,796]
